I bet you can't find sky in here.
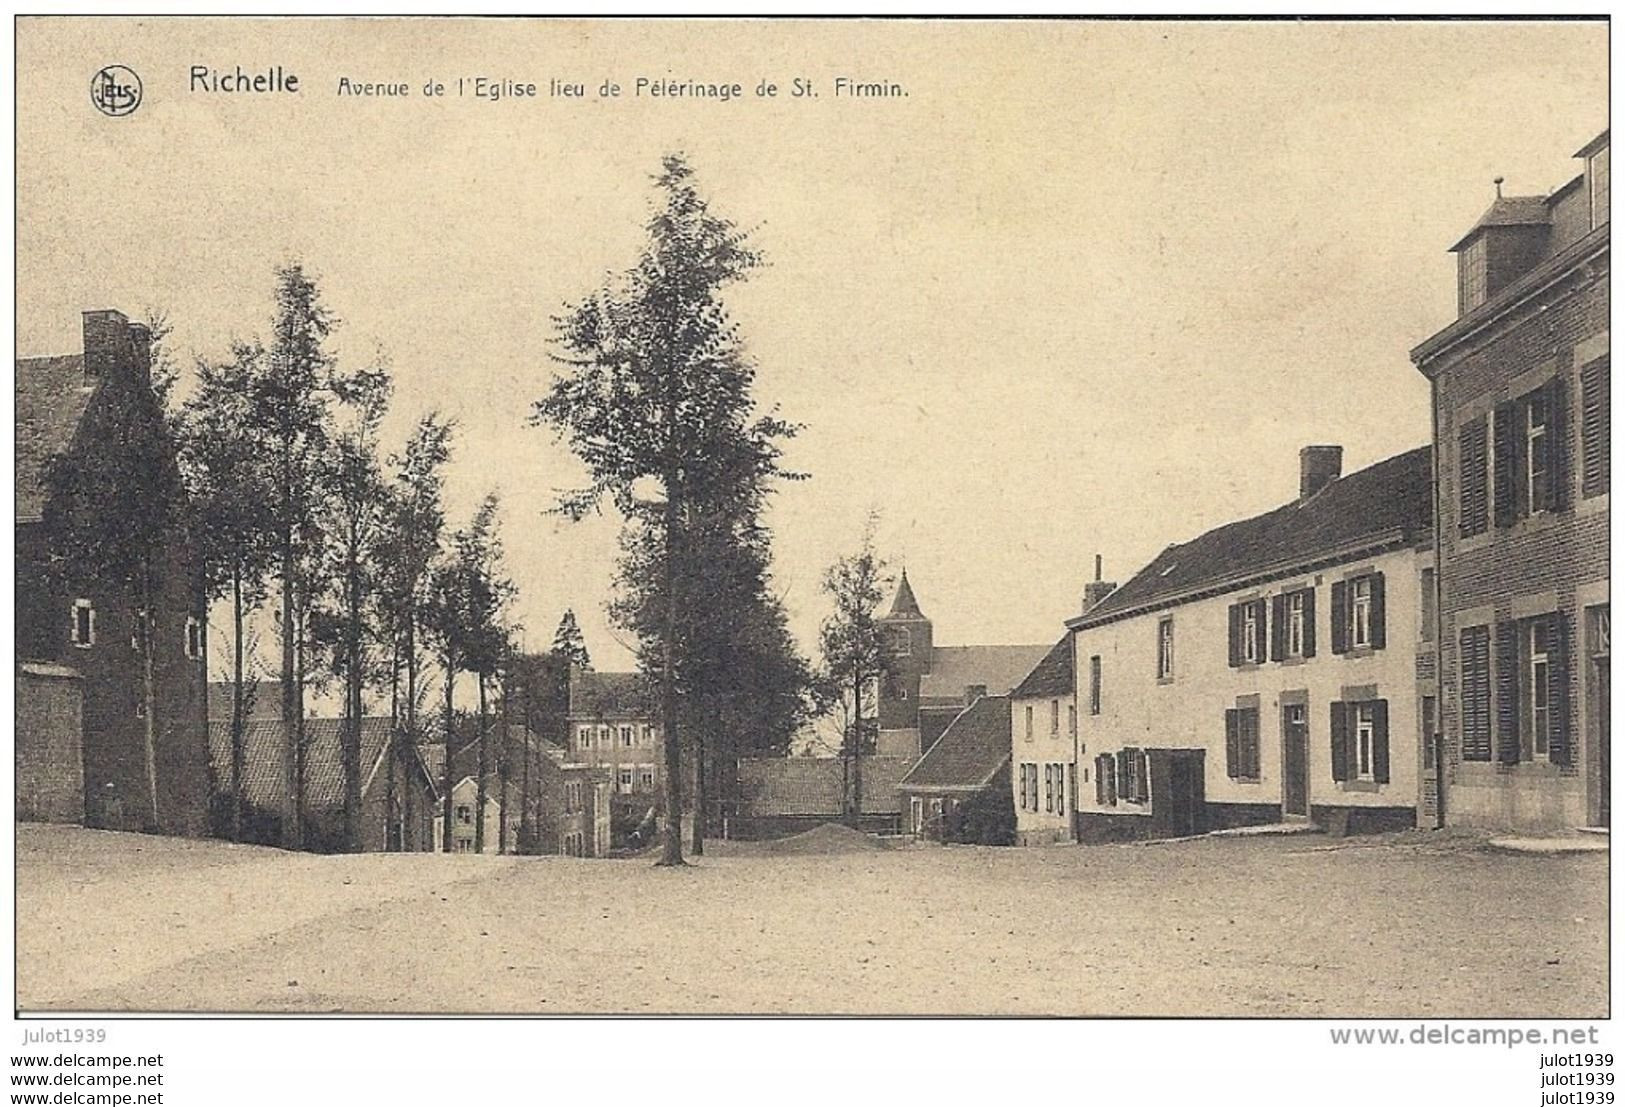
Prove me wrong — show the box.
[15,18,1609,683]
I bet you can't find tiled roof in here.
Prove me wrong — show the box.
[1076,446,1432,627]
[567,669,650,718]
[1010,635,1074,699]
[1449,195,1551,252]
[899,695,1011,792]
[736,756,910,816]
[15,355,96,521]
[918,644,1052,700]
[208,716,435,811]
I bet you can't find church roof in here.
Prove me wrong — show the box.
[888,570,924,618]
[919,644,1053,701]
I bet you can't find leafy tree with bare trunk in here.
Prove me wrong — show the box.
[535,154,800,866]
[818,516,895,825]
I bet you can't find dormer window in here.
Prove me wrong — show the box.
[1458,235,1488,314]
[1588,141,1609,228]
[71,599,95,648]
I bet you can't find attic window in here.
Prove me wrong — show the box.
[71,599,95,648]
[1458,235,1488,314]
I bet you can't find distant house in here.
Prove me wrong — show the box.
[1071,446,1435,841]
[1010,635,1077,846]
[566,669,665,847]
[732,755,911,839]
[898,694,1015,844]
[208,716,439,852]
[875,572,1049,760]
[16,310,210,836]
[1411,130,1610,832]
[433,721,611,856]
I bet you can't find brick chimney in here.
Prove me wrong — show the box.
[1082,553,1117,613]
[81,309,149,383]
[963,683,987,703]
[1299,445,1343,500]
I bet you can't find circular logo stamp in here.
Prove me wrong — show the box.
[91,65,142,117]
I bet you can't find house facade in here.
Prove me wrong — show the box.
[16,310,210,836]
[1071,446,1435,840]
[1010,635,1078,846]
[876,572,1050,761]
[898,693,1015,844]
[566,669,663,800]
[1411,130,1611,831]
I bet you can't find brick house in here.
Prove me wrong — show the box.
[1010,635,1078,846]
[16,310,210,835]
[898,693,1016,844]
[566,669,664,846]
[435,722,611,856]
[1411,130,1610,831]
[1070,446,1435,841]
[875,572,1050,760]
[209,716,439,852]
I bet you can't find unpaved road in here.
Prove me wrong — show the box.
[16,825,1607,1015]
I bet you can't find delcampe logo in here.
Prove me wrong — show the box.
[90,65,142,117]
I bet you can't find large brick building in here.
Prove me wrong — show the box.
[16,310,210,835]
[1411,130,1610,831]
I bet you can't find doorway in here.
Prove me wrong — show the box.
[1155,750,1206,837]
[1281,703,1309,818]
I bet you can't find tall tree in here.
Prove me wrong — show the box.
[42,323,184,830]
[176,341,276,840]
[535,153,800,866]
[248,263,364,850]
[376,414,455,850]
[818,517,894,823]
[551,609,592,672]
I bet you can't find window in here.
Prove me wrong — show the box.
[71,599,95,648]
[1068,704,1077,739]
[456,838,473,853]
[1589,142,1610,228]
[1088,656,1102,715]
[1460,626,1492,762]
[577,726,593,750]
[1049,699,1060,736]
[1494,614,1573,765]
[1044,765,1054,813]
[1024,705,1033,743]
[618,767,634,793]
[1017,763,1039,812]
[1420,568,1436,643]
[1224,706,1261,781]
[1055,763,1069,817]
[597,726,610,749]
[184,616,203,660]
[1117,748,1148,804]
[1494,379,1568,526]
[1331,573,1385,654]
[1458,234,1488,313]
[130,608,146,651]
[457,804,472,825]
[885,625,911,656]
[1095,753,1117,806]
[1157,617,1175,679]
[1459,415,1490,537]
[1228,598,1268,666]
[639,766,655,790]
[1330,700,1390,784]
[642,724,654,745]
[1581,356,1610,498]
[1271,588,1316,661]
[620,725,634,748]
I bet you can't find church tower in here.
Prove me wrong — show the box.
[877,570,934,740]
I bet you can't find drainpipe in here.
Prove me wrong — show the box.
[1430,374,1447,830]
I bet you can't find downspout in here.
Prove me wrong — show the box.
[1430,371,1447,830]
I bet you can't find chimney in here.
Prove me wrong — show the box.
[1082,553,1117,613]
[81,309,147,383]
[1299,445,1343,500]
[963,684,987,704]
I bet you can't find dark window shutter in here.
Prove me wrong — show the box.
[1495,620,1522,764]
[1330,581,1349,654]
[1581,357,1610,498]
[1095,755,1106,805]
[1115,749,1129,800]
[1227,603,1242,667]
[1245,708,1261,778]
[1460,626,1492,761]
[1330,701,1350,781]
[1224,709,1240,779]
[1493,401,1519,528]
[1548,613,1573,767]
[1547,375,1571,512]
[1137,751,1151,803]
[1253,599,1269,661]
[1270,594,1286,661]
[1369,572,1387,650]
[1371,699,1390,784]
[1302,588,1317,658]
[1459,416,1490,537]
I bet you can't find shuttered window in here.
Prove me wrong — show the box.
[1460,626,1492,761]
[1331,573,1385,653]
[1459,416,1490,537]
[1224,707,1261,780]
[1330,699,1390,784]
[1495,378,1572,526]
[1228,599,1268,667]
[1581,356,1610,498]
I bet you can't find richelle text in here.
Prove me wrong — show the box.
[190,65,300,93]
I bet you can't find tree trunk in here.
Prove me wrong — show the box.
[690,728,705,855]
[342,556,363,853]
[231,567,245,843]
[475,674,489,854]
[498,669,512,855]
[280,521,298,850]
[852,666,864,829]
[198,587,210,838]
[519,675,532,853]
[387,641,400,851]
[657,475,685,866]
[441,655,456,851]
[294,599,307,850]
[140,557,161,831]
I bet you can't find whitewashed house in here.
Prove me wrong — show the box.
[1010,636,1078,845]
[1070,446,1438,840]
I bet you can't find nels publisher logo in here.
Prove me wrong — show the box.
[91,65,142,117]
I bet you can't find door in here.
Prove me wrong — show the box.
[1163,752,1205,837]
[1281,704,1309,817]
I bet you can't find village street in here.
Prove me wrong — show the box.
[17,824,1606,1016]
